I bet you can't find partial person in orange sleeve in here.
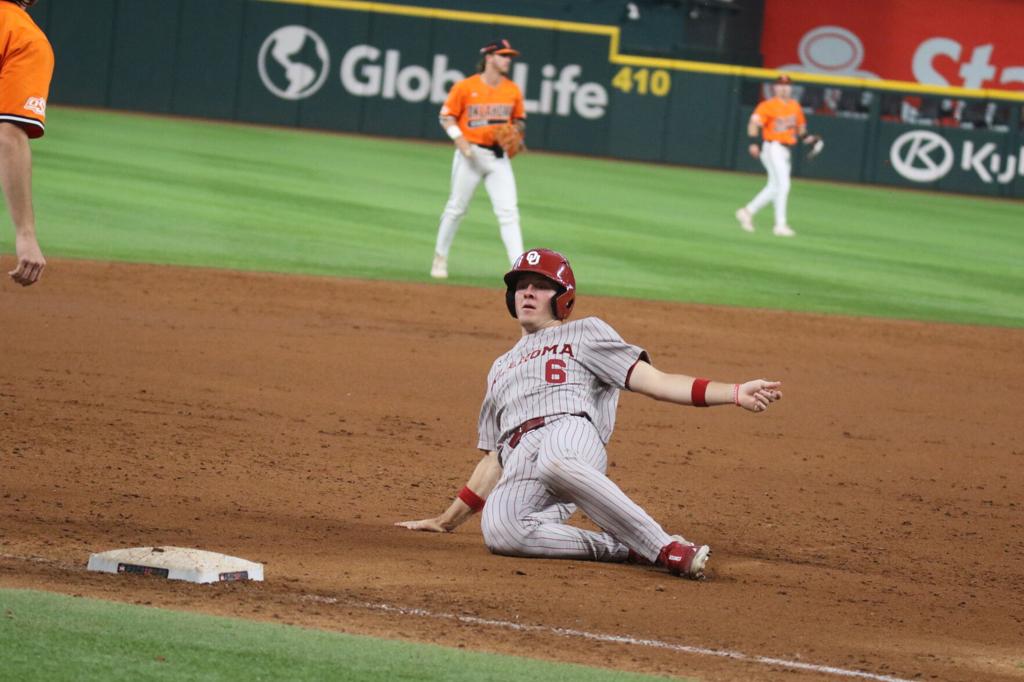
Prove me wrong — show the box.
[0,0,53,286]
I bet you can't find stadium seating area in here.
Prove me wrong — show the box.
[793,87,1017,131]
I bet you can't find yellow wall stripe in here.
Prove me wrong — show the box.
[257,0,1024,102]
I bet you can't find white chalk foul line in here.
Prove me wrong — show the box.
[0,552,82,571]
[304,595,915,682]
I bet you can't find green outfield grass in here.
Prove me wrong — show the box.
[2,106,1021,326]
[0,588,673,681]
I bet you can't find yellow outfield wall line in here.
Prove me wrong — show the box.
[257,0,1024,102]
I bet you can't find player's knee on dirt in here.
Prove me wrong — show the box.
[481,517,536,557]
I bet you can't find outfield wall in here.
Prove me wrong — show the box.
[31,0,1024,199]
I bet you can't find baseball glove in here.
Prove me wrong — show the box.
[804,134,825,161]
[494,123,524,158]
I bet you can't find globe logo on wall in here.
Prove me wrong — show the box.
[258,26,330,100]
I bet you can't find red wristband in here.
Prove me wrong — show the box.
[733,383,741,406]
[691,378,710,407]
[458,486,485,513]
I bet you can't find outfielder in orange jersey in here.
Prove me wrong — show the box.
[0,0,53,286]
[431,39,526,279]
[735,75,816,238]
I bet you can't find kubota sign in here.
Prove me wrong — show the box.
[889,130,1024,184]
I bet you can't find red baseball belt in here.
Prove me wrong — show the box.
[501,412,590,450]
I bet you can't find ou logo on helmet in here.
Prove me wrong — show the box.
[526,251,542,265]
[889,130,954,183]
[258,26,330,100]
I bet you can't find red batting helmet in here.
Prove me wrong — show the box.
[504,248,576,320]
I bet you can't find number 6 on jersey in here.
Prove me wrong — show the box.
[545,359,567,384]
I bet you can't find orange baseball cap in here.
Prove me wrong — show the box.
[480,39,520,57]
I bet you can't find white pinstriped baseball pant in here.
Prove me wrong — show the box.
[481,415,674,563]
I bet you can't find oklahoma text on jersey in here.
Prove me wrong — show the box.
[502,343,575,370]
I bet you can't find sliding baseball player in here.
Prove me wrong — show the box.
[399,248,783,580]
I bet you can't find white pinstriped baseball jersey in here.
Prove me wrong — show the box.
[477,317,649,451]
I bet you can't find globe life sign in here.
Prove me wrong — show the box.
[258,26,610,120]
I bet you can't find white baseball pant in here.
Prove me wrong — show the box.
[481,415,674,563]
[746,140,792,228]
[434,147,523,265]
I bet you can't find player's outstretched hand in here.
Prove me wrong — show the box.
[395,517,450,533]
[737,379,782,413]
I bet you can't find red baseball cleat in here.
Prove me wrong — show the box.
[658,540,711,580]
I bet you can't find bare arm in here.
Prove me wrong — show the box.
[627,360,782,412]
[746,115,762,159]
[396,451,502,532]
[439,114,473,158]
[747,115,761,138]
[0,123,45,286]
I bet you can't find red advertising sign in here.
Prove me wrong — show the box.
[762,0,1024,91]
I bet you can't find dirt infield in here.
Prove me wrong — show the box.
[2,260,1022,681]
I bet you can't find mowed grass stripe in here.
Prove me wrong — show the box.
[0,588,677,682]
[4,106,1022,326]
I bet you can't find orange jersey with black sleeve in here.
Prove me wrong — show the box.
[440,74,525,147]
[0,2,54,139]
[752,97,805,146]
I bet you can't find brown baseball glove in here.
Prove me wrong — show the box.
[494,123,524,158]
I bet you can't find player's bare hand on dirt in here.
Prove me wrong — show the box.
[748,143,761,160]
[395,517,450,533]
[9,233,45,286]
[737,379,782,413]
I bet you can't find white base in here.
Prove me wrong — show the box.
[86,546,264,584]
